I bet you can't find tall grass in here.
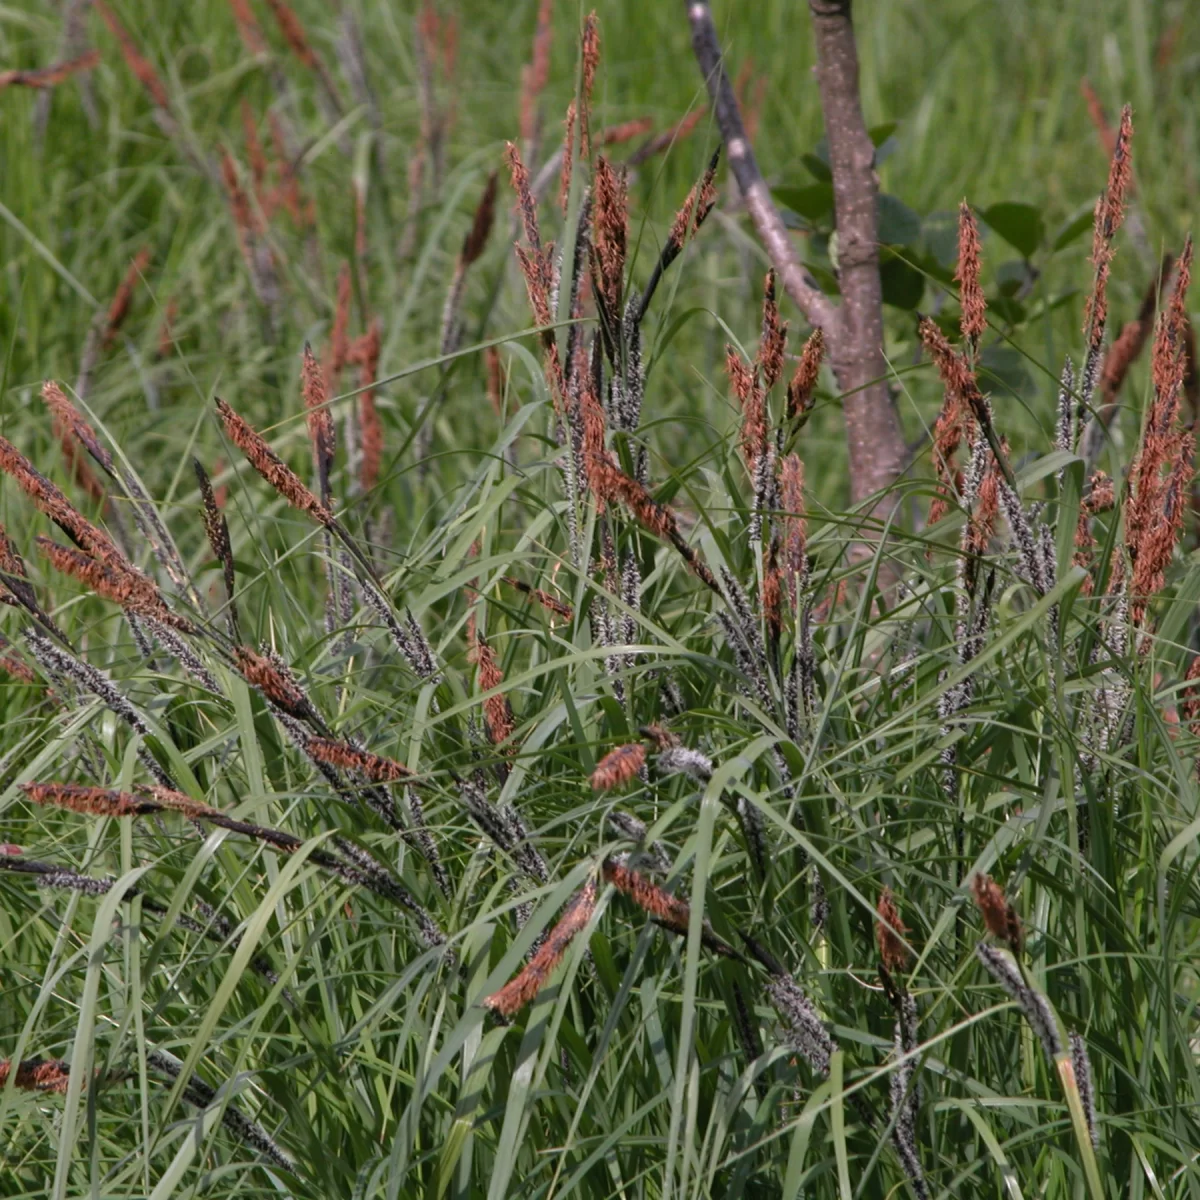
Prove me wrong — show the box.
[1,2,1198,1198]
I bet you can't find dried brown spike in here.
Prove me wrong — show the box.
[484,880,597,1017]
[559,101,578,215]
[640,723,680,751]
[757,270,787,392]
[0,50,100,92]
[1085,104,1134,348]
[587,455,717,590]
[592,156,628,320]
[777,451,806,590]
[1084,470,1115,514]
[727,346,765,472]
[36,536,192,633]
[600,117,654,146]
[0,1058,71,1094]
[955,201,986,349]
[786,328,824,422]
[500,576,573,621]
[157,298,179,359]
[268,112,312,228]
[351,321,383,494]
[41,381,112,473]
[578,13,600,160]
[194,458,239,640]
[485,347,506,419]
[602,856,689,929]
[630,107,705,169]
[232,645,314,720]
[468,627,515,745]
[971,873,1023,954]
[219,148,261,264]
[302,343,335,499]
[876,887,910,973]
[1080,78,1117,158]
[215,396,333,524]
[461,172,498,267]
[228,0,268,55]
[591,743,646,790]
[1182,656,1200,737]
[519,0,555,148]
[0,434,120,564]
[102,248,152,349]
[22,781,162,818]
[240,100,268,195]
[94,1,171,110]
[326,264,352,386]
[263,0,318,68]
[306,737,413,782]
[0,653,37,686]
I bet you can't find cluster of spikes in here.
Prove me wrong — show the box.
[2,8,1188,1191]
[921,106,1195,828]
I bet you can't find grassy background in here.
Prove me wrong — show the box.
[0,1,1198,1198]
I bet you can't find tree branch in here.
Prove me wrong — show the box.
[808,0,905,504]
[684,2,838,334]
[683,1,907,509]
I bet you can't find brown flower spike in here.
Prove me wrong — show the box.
[876,887,910,973]
[971,873,1023,955]
[484,880,598,1017]
[591,743,646,790]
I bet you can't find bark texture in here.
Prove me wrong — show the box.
[685,0,906,510]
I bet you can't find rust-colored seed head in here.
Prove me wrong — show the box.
[786,328,825,422]
[1182,656,1200,736]
[591,743,646,790]
[640,722,680,751]
[462,172,498,266]
[485,347,506,418]
[94,1,171,110]
[307,737,412,782]
[0,435,119,564]
[0,654,36,685]
[241,100,268,193]
[302,343,335,487]
[228,0,268,55]
[42,381,112,472]
[757,271,788,391]
[593,156,628,319]
[955,201,986,348]
[353,320,383,494]
[578,12,601,164]
[971,873,1023,954]
[326,264,352,386]
[216,397,333,524]
[21,782,161,818]
[0,1058,71,1094]
[1085,471,1115,514]
[519,0,554,147]
[232,646,311,718]
[484,879,598,1017]
[876,887,910,972]
[602,857,691,932]
[0,51,100,92]
[500,576,573,621]
[103,247,153,348]
[601,117,654,146]
[263,0,318,68]
[1085,104,1134,346]
[469,629,515,745]
[727,346,765,471]
[36,536,190,632]
[1080,78,1117,158]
